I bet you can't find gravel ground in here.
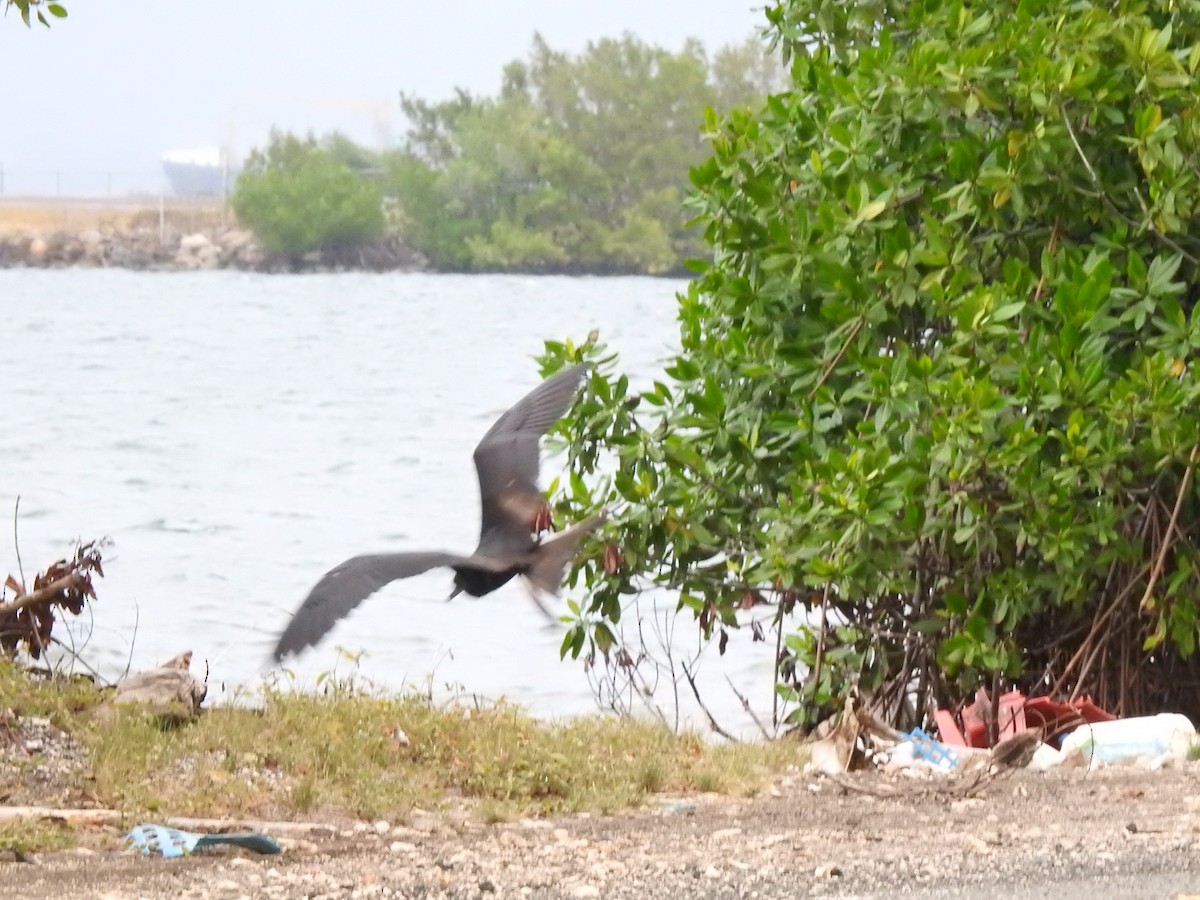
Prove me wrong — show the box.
[5,763,1200,899]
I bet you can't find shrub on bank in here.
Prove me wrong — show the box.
[232,131,385,259]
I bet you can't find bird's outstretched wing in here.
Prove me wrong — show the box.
[272,551,464,661]
[473,364,589,542]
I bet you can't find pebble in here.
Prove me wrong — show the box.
[964,836,992,854]
[278,838,318,854]
[436,849,469,870]
[408,812,440,832]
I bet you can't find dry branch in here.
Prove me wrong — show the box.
[0,541,105,658]
[1,574,87,615]
[681,661,738,741]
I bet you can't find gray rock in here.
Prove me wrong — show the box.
[179,232,213,251]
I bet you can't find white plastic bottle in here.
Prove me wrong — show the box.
[1058,713,1196,765]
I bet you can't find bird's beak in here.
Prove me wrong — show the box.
[447,585,464,601]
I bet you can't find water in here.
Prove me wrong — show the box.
[0,270,780,735]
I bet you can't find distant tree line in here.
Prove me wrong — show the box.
[231,33,784,274]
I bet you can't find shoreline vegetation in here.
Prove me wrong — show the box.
[0,659,804,853]
[0,507,801,858]
[0,202,694,277]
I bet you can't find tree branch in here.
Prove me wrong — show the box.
[1139,442,1200,612]
[810,317,864,398]
[1061,105,1200,267]
[681,660,738,741]
[0,573,86,616]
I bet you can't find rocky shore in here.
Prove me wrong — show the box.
[0,226,427,274]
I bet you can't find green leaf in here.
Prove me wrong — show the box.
[990,301,1025,323]
[594,622,616,656]
[559,627,579,660]
[859,199,887,221]
[1147,254,1183,296]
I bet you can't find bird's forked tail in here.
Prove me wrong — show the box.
[525,514,605,595]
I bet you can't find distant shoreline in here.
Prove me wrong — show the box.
[0,198,427,273]
[0,227,429,274]
[0,198,692,276]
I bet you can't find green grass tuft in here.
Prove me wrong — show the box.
[0,660,805,845]
[0,820,77,854]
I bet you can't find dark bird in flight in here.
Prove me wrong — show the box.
[272,363,600,662]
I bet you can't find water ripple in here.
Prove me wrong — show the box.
[0,270,778,735]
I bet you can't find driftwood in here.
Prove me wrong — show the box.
[104,650,208,720]
[156,815,336,837]
[0,806,121,826]
[805,692,872,775]
[0,806,335,836]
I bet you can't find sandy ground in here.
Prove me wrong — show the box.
[0,196,228,235]
[4,763,1200,899]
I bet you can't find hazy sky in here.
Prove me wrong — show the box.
[0,1,768,195]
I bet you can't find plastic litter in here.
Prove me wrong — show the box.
[1028,741,1067,771]
[1058,713,1197,766]
[935,688,1114,748]
[124,823,281,858]
[905,728,958,770]
[658,800,699,816]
